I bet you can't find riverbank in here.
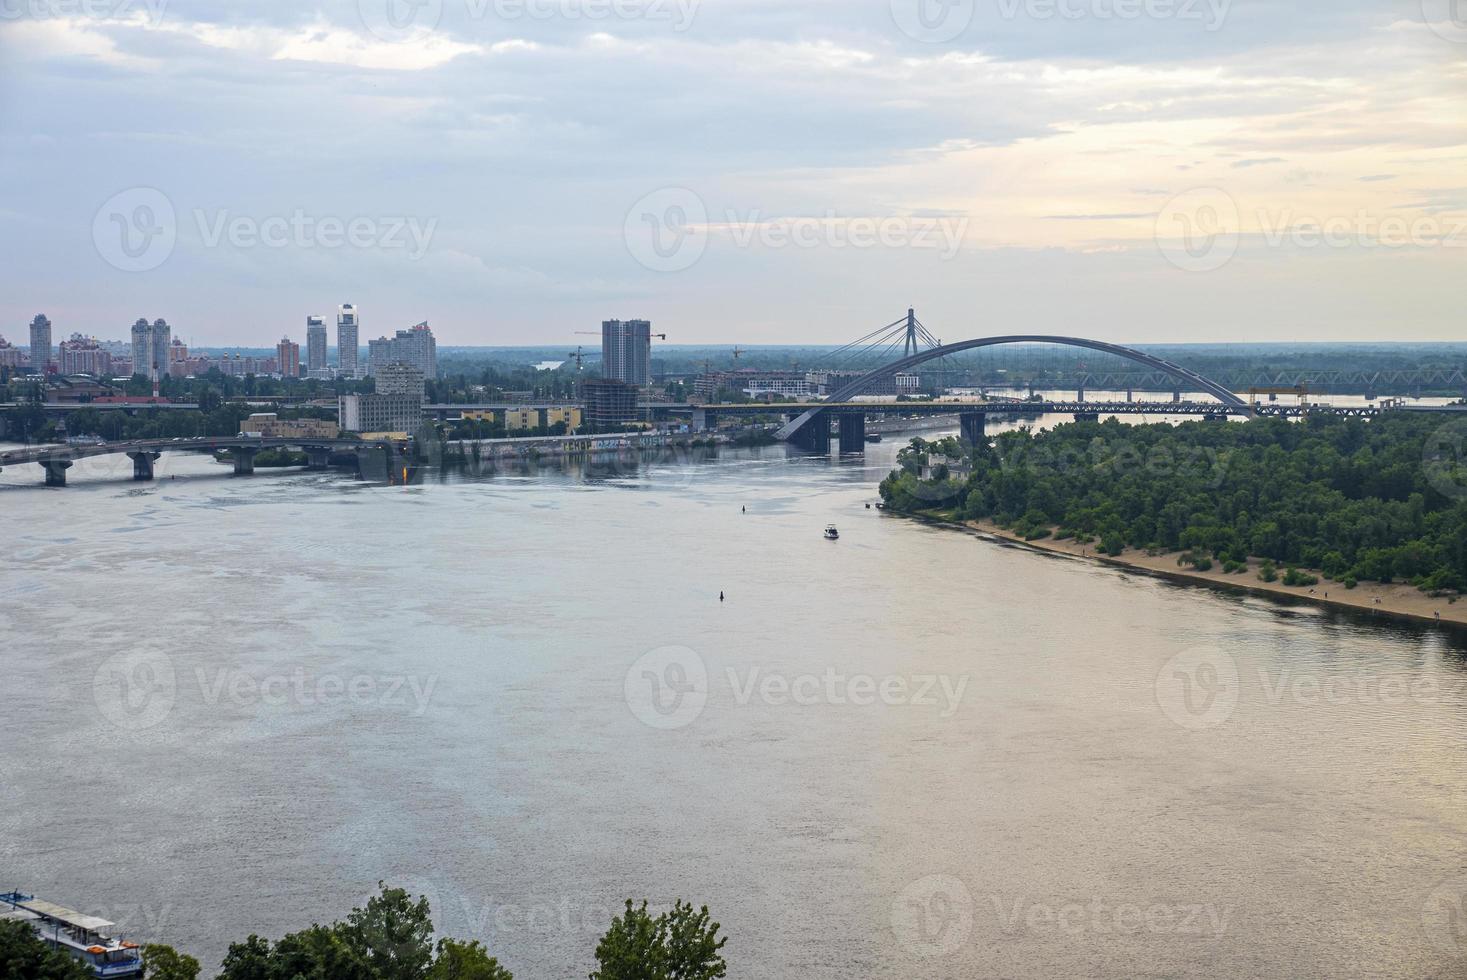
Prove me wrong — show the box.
[903,512,1466,627]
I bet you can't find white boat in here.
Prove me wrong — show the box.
[0,892,144,978]
[824,524,839,540]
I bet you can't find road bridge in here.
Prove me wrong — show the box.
[0,436,404,487]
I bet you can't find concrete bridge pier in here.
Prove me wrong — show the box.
[790,415,831,453]
[40,459,72,487]
[355,445,414,484]
[127,451,161,481]
[232,447,258,476]
[1077,386,1085,402]
[304,447,331,470]
[692,408,717,432]
[959,411,987,448]
[837,413,866,453]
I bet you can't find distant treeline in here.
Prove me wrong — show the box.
[880,414,1467,593]
[0,884,727,980]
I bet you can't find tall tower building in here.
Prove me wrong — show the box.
[601,319,652,386]
[337,304,359,378]
[306,316,327,374]
[127,317,170,381]
[130,318,151,377]
[29,314,52,372]
[277,337,301,378]
[151,319,170,382]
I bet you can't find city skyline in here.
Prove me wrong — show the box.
[2,2,1464,346]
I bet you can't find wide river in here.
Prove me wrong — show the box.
[3,431,1466,978]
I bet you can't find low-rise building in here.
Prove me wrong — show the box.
[545,406,581,430]
[240,413,341,439]
[503,408,538,430]
[807,369,921,398]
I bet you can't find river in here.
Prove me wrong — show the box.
[2,437,1465,978]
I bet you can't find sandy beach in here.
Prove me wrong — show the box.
[907,514,1466,628]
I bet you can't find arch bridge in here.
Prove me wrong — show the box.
[774,334,1250,450]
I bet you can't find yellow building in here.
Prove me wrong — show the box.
[460,410,495,422]
[545,407,582,430]
[504,409,539,430]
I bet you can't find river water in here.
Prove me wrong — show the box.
[2,436,1466,978]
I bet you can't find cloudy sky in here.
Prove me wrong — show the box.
[1,0,1464,347]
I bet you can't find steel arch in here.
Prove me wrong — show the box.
[776,335,1249,441]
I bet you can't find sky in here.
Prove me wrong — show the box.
[0,0,1464,347]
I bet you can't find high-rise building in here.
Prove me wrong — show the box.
[337,304,359,378]
[366,322,437,379]
[276,337,301,378]
[367,336,392,377]
[601,319,652,386]
[59,333,112,376]
[130,318,150,377]
[0,336,23,369]
[127,317,171,381]
[375,363,425,401]
[29,314,52,372]
[306,316,328,374]
[151,319,170,381]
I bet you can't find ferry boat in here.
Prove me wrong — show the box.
[0,892,144,978]
[824,524,839,540]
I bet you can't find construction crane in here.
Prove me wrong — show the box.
[731,347,746,360]
[1248,384,1309,405]
[567,346,589,372]
[575,331,668,340]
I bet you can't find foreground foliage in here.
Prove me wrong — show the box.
[880,414,1467,592]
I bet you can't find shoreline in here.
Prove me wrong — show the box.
[901,512,1466,629]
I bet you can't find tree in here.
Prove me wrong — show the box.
[339,883,435,980]
[659,902,726,980]
[0,919,95,980]
[143,944,200,980]
[427,938,514,980]
[590,901,664,980]
[589,900,726,980]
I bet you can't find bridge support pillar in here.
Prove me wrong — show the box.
[1077,386,1085,402]
[1126,388,1134,403]
[232,447,258,476]
[304,447,331,470]
[1172,389,1182,403]
[837,414,865,453]
[692,409,716,432]
[790,414,831,453]
[39,459,72,487]
[959,411,987,448]
[356,445,415,484]
[127,451,160,481]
